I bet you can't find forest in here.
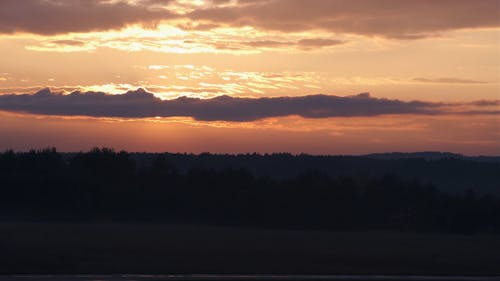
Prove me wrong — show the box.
[0,148,499,234]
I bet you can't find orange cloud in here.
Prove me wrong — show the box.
[188,0,500,39]
[1,0,498,40]
[0,0,175,35]
[413,77,488,84]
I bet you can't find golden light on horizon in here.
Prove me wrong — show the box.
[0,0,498,154]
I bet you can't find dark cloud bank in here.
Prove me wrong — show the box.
[189,0,500,39]
[0,0,174,35]
[0,0,498,39]
[0,89,498,121]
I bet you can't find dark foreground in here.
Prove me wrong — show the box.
[1,223,499,276]
[1,274,500,281]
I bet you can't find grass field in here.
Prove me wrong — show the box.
[0,223,499,275]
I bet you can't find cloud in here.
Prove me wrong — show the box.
[188,0,500,39]
[50,40,86,46]
[297,39,344,48]
[413,77,488,84]
[459,110,500,115]
[243,40,289,48]
[1,0,497,39]
[217,38,346,50]
[469,100,500,106]
[0,0,175,35]
[0,88,497,122]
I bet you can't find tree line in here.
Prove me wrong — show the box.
[0,148,499,234]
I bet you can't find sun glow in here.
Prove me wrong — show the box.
[0,0,498,154]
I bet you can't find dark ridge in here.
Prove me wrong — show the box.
[0,147,499,234]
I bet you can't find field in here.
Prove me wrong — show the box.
[0,223,499,275]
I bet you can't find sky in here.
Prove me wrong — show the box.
[0,0,499,155]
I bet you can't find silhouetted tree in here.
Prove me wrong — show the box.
[0,148,499,234]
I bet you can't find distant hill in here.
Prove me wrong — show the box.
[364,152,500,162]
[123,151,500,195]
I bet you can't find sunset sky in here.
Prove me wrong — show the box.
[0,0,499,155]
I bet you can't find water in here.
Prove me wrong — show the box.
[1,275,499,281]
